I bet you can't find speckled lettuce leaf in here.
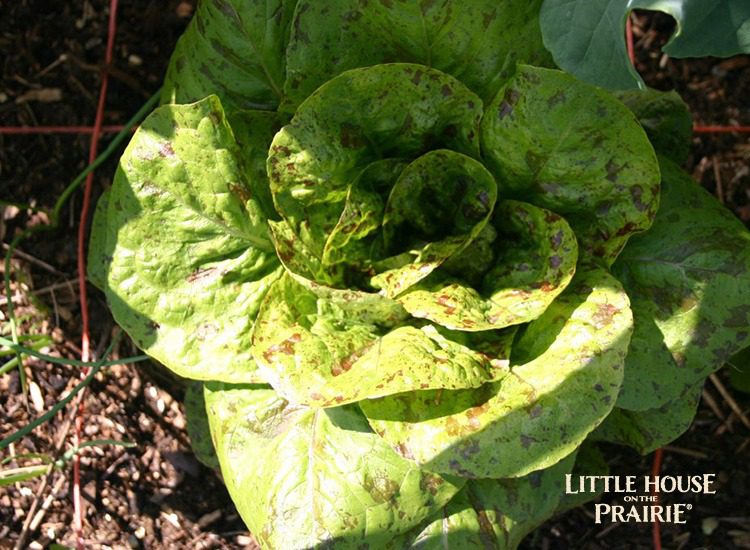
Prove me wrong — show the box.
[268,218,343,286]
[613,158,750,411]
[322,160,406,270]
[481,65,660,264]
[593,381,704,455]
[540,0,750,90]
[361,265,632,479]
[161,0,297,112]
[204,383,463,550]
[283,0,552,108]
[729,346,750,394]
[615,88,693,165]
[371,150,496,297]
[251,273,515,407]
[553,443,609,515]
[87,188,111,290]
[268,63,483,287]
[401,452,575,549]
[96,96,281,382]
[397,200,577,331]
[184,382,219,470]
[227,109,287,219]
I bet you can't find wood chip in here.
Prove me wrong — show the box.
[14,88,62,104]
[28,381,44,413]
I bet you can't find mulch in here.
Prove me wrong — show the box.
[1,4,748,549]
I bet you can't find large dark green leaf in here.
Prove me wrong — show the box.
[283,0,551,108]
[161,0,298,112]
[481,65,660,264]
[92,96,281,382]
[594,381,703,454]
[205,383,463,549]
[615,88,693,165]
[407,453,576,549]
[540,0,750,90]
[361,265,632,479]
[613,158,750,410]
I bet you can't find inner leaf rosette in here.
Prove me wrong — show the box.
[251,63,651,416]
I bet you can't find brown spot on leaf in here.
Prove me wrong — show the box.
[629,184,649,211]
[593,303,620,327]
[459,440,480,459]
[498,88,520,119]
[229,183,251,203]
[186,267,217,283]
[547,90,566,107]
[442,124,457,138]
[448,460,474,477]
[436,294,456,315]
[616,222,637,236]
[262,333,302,363]
[605,159,625,183]
[331,342,375,376]
[395,442,414,460]
[159,142,175,157]
[340,123,365,149]
[420,473,445,496]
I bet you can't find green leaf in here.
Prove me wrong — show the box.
[268,218,343,286]
[204,383,463,549]
[322,159,407,270]
[729,346,750,395]
[251,273,515,407]
[615,88,693,165]
[407,453,576,549]
[481,65,660,264]
[397,200,578,331]
[87,188,111,290]
[0,464,49,487]
[593,381,703,454]
[161,0,297,111]
[184,382,219,470]
[361,264,632,478]
[613,158,750,410]
[540,0,750,90]
[553,443,609,515]
[283,0,552,108]
[268,63,483,281]
[227,109,288,219]
[96,96,281,382]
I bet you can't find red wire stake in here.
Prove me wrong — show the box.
[73,0,119,547]
[0,125,126,135]
[626,14,636,65]
[693,125,750,134]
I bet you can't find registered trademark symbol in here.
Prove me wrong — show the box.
[687,504,693,510]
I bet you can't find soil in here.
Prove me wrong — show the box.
[0,4,748,549]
